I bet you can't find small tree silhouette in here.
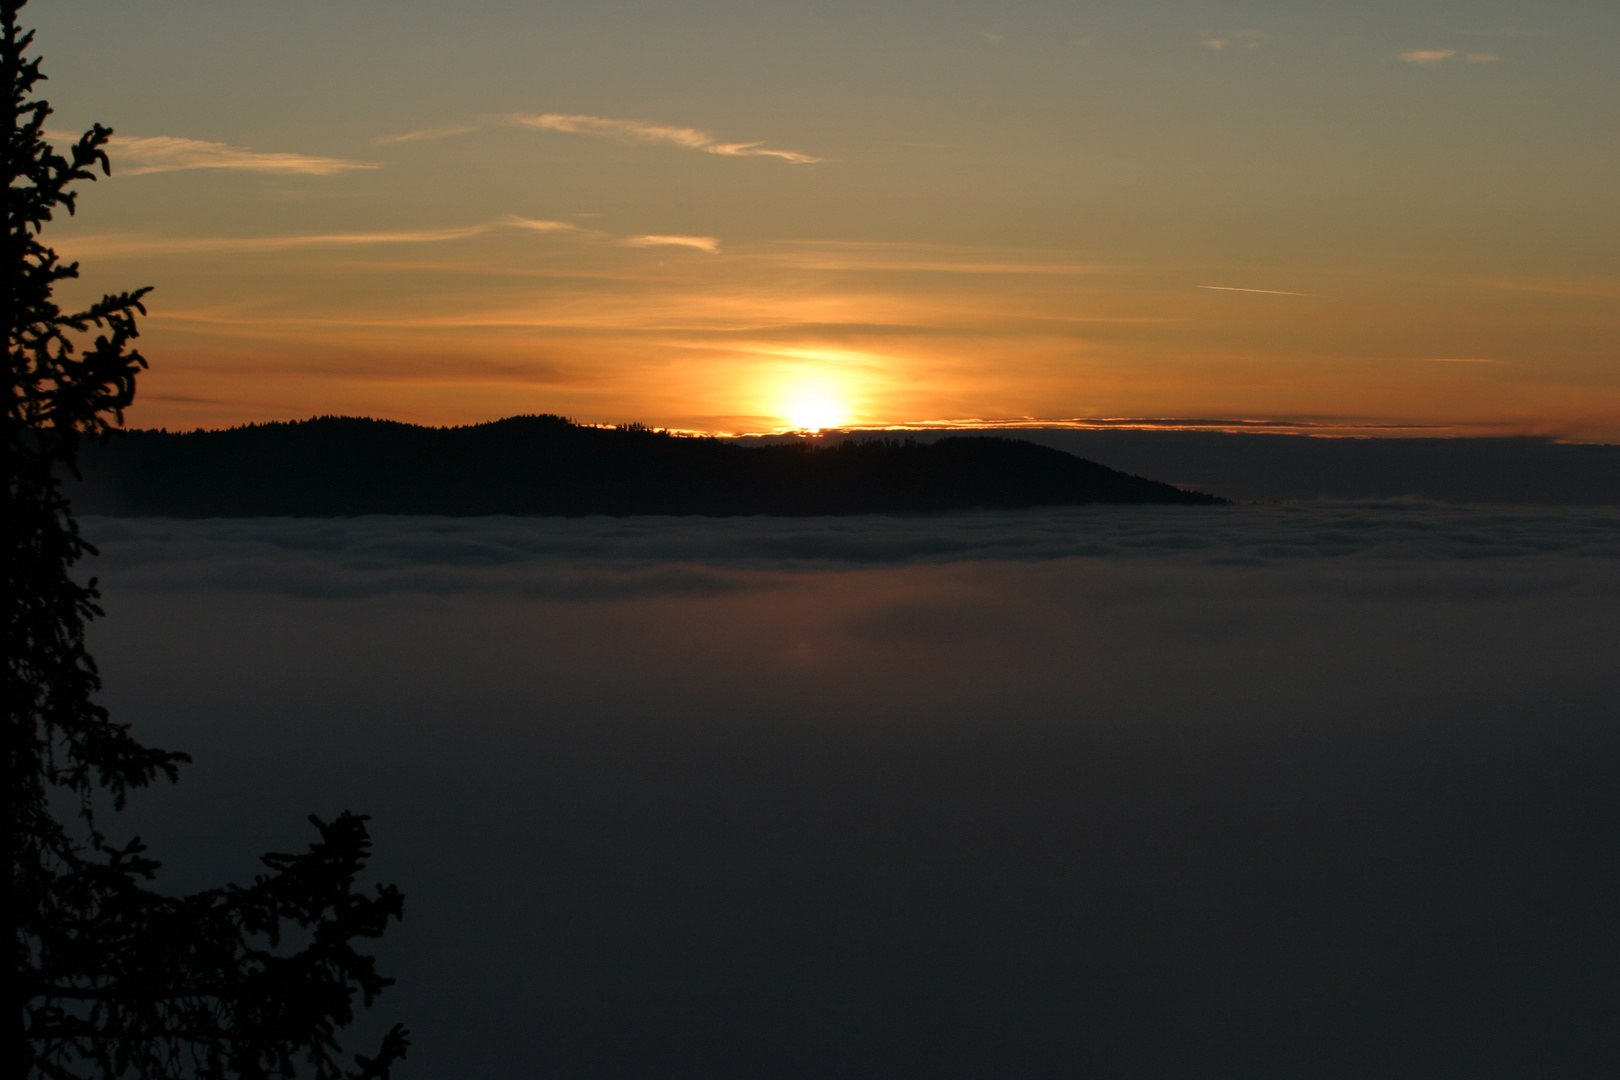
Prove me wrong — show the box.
[5,3,408,1076]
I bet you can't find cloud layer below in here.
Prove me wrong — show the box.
[83,507,1620,1077]
[83,503,1620,599]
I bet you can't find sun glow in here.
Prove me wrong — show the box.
[764,360,865,431]
[783,395,851,431]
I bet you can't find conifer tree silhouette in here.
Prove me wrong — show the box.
[5,3,408,1075]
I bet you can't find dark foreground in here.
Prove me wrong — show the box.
[89,508,1620,1079]
[69,415,1220,516]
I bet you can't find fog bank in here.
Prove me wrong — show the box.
[83,507,1620,1079]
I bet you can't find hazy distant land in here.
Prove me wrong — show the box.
[68,415,1222,517]
[754,428,1620,506]
[70,416,1620,516]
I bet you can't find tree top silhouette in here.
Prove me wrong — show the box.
[6,3,408,1075]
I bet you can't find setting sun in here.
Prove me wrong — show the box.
[782,395,851,432]
[769,365,860,431]
[16,2,1620,1075]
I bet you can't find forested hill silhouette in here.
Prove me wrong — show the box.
[70,415,1224,517]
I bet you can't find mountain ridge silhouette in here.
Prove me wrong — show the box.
[68,414,1224,517]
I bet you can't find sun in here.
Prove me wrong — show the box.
[783,396,851,432]
[763,357,865,431]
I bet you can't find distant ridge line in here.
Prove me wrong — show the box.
[69,414,1225,518]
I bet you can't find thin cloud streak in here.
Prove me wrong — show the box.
[501,215,584,233]
[1401,49,1457,64]
[99,134,380,175]
[1199,285,1308,296]
[60,226,495,258]
[622,235,720,253]
[147,312,956,336]
[60,216,650,259]
[515,113,820,164]
[791,259,1103,275]
[375,125,479,144]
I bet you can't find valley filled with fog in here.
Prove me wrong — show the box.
[84,505,1620,1078]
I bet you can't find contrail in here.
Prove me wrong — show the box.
[1199,285,1309,296]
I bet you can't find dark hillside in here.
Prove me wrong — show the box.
[68,415,1223,517]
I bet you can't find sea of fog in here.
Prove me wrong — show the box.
[82,504,1620,1079]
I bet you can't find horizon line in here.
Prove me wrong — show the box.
[116,413,1611,444]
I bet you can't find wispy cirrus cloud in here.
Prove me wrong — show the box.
[514,113,820,164]
[1400,49,1457,64]
[1401,48,1499,65]
[795,258,1100,275]
[86,134,380,175]
[501,215,584,234]
[65,217,710,259]
[622,235,720,253]
[1199,285,1308,296]
[62,225,492,258]
[374,125,479,145]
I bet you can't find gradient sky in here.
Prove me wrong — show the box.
[31,0,1620,438]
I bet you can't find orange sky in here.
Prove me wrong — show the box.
[34,1,1620,440]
